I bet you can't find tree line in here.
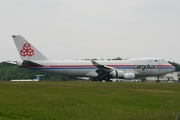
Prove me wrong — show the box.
[0,62,70,81]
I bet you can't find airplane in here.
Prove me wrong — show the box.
[11,35,175,82]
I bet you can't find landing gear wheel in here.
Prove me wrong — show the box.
[156,76,160,82]
[156,80,160,82]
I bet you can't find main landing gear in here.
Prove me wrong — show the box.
[156,76,161,82]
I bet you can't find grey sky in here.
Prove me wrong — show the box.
[0,0,180,63]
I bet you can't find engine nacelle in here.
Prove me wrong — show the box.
[110,70,124,78]
[124,73,135,80]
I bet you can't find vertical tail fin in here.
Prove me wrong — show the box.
[12,35,48,60]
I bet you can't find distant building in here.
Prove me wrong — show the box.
[146,72,180,82]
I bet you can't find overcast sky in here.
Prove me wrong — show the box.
[0,0,180,63]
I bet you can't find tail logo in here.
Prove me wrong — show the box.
[20,43,34,57]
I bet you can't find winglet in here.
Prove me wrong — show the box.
[91,59,100,66]
[91,59,115,72]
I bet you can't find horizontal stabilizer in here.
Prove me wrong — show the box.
[22,60,42,67]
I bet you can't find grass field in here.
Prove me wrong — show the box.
[0,81,180,120]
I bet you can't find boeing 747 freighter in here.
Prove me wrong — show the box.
[11,35,175,82]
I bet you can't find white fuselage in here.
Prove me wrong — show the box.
[19,58,175,78]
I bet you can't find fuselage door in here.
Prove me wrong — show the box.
[150,59,161,76]
[156,59,161,72]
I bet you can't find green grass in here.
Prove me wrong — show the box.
[0,81,179,119]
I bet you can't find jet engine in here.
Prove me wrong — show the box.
[110,70,135,80]
[110,70,124,78]
[124,73,135,80]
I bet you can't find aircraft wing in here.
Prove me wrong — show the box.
[91,60,140,80]
[91,60,139,73]
[91,60,115,72]
[5,60,17,65]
